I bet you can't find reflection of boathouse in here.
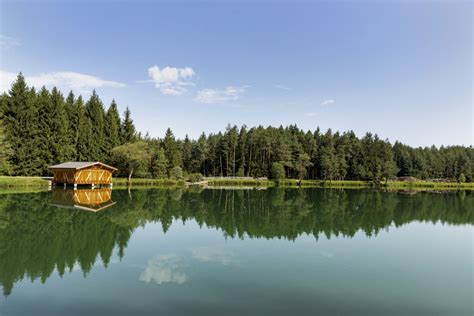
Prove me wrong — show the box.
[51,188,116,212]
[48,162,117,187]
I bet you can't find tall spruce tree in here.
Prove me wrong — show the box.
[0,119,13,175]
[50,87,73,163]
[36,87,54,174]
[65,91,78,159]
[3,74,41,175]
[85,90,106,160]
[105,100,121,152]
[120,107,136,143]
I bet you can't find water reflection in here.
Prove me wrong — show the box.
[139,254,188,285]
[0,188,472,295]
[50,188,116,212]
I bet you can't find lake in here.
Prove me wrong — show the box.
[0,188,472,315]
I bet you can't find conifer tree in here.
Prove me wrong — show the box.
[50,87,73,162]
[65,91,78,159]
[120,107,136,143]
[162,128,182,173]
[36,87,54,173]
[151,148,168,178]
[85,90,106,160]
[0,120,12,175]
[3,74,41,175]
[105,100,121,152]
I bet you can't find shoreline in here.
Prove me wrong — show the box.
[1,176,473,192]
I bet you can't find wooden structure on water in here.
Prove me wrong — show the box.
[48,162,117,188]
[51,188,116,212]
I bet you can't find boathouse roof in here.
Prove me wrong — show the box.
[48,161,118,171]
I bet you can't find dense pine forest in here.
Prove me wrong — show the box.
[0,74,473,182]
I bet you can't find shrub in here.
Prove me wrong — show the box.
[270,162,286,180]
[188,173,204,183]
[169,166,183,180]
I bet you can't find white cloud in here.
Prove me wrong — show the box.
[306,112,317,117]
[147,65,195,95]
[139,254,187,285]
[191,247,239,266]
[274,84,292,91]
[195,86,246,104]
[0,70,125,94]
[0,34,21,49]
[320,99,335,106]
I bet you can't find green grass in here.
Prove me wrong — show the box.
[0,176,472,191]
[0,176,51,188]
[382,180,474,190]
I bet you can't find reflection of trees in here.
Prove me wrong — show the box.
[0,188,472,295]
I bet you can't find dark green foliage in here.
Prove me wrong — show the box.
[151,148,168,179]
[188,172,204,183]
[110,141,151,181]
[0,120,12,174]
[162,128,182,173]
[3,74,41,175]
[0,73,472,180]
[120,107,136,143]
[169,166,183,179]
[85,91,106,160]
[105,100,122,153]
[271,162,286,180]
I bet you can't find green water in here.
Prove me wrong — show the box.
[0,188,472,315]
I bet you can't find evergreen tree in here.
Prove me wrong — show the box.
[151,148,168,178]
[120,107,136,143]
[50,87,74,163]
[65,91,78,159]
[0,120,13,175]
[74,96,90,161]
[3,74,41,175]
[105,100,121,153]
[36,87,54,173]
[162,128,182,173]
[85,90,106,160]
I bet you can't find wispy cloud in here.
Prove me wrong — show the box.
[147,65,195,95]
[274,84,292,91]
[0,34,21,49]
[306,112,317,117]
[195,86,246,104]
[139,254,187,285]
[0,70,125,94]
[191,247,239,266]
[320,99,335,106]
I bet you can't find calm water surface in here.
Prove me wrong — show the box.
[0,188,472,315]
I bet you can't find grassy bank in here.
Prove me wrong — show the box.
[0,176,473,191]
[0,176,51,188]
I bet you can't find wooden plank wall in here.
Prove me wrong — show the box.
[52,167,113,184]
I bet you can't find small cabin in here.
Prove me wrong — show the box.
[48,162,118,187]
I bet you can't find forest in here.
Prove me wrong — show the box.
[1,73,473,182]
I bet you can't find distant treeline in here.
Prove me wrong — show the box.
[0,73,473,182]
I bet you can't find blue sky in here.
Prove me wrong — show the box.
[0,0,472,146]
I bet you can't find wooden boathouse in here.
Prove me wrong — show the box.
[48,162,117,188]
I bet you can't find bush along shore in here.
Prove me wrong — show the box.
[1,176,473,191]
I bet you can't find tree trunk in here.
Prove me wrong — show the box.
[128,168,133,184]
